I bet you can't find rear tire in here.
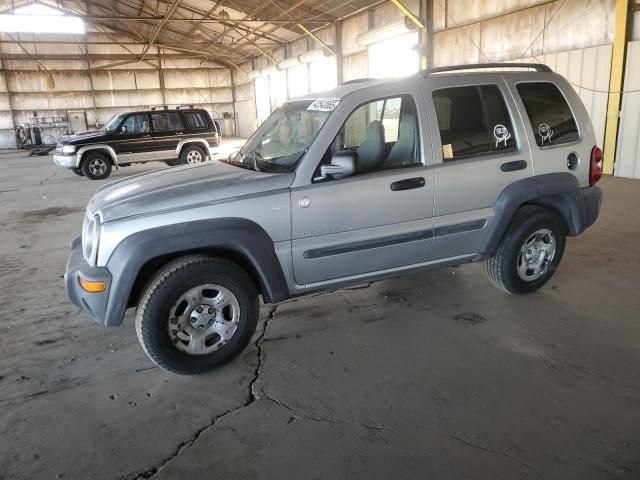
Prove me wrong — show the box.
[487,206,566,294]
[180,145,206,165]
[81,152,112,180]
[135,255,259,375]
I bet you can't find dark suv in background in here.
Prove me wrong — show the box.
[53,107,221,180]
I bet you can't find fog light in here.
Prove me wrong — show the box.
[79,278,107,293]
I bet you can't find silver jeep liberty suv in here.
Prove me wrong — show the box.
[65,64,603,375]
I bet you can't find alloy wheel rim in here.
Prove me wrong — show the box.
[89,158,107,176]
[517,228,556,281]
[187,150,203,163]
[167,284,240,355]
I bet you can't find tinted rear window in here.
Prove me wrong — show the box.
[433,85,516,161]
[184,112,208,129]
[516,82,579,147]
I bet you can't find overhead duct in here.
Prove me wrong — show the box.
[357,17,417,47]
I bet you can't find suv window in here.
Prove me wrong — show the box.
[121,114,150,134]
[322,95,420,176]
[151,112,183,132]
[433,85,516,161]
[184,111,207,129]
[517,82,579,147]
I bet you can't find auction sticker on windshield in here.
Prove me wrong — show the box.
[307,98,340,112]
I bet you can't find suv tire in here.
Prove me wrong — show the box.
[487,206,566,295]
[180,145,206,165]
[135,255,259,375]
[81,152,112,180]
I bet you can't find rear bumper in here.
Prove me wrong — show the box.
[582,185,602,230]
[64,236,114,326]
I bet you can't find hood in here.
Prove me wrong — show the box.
[87,161,294,223]
[65,131,110,145]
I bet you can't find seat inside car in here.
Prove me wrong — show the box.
[386,113,417,167]
[356,120,386,173]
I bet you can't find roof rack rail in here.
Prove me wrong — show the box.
[176,104,195,110]
[150,105,170,111]
[426,63,552,74]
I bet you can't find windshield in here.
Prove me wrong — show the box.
[229,99,334,173]
[104,114,124,132]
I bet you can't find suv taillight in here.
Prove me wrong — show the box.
[590,146,603,186]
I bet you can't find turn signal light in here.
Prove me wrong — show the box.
[79,278,107,293]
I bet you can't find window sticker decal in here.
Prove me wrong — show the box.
[442,143,454,159]
[538,123,553,145]
[307,98,340,112]
[493,124,511,148]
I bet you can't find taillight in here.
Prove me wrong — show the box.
[590,146,603,185]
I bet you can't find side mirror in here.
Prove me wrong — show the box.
[320,150,356,180]
[119,125,128,134]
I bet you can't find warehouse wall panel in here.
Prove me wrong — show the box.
[615,41,640,179]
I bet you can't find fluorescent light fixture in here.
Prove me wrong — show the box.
[261,66,277,76]
[299,48,330,64]
[248,70,261,79]
[277,57,301,70]
[357,18,413,47]
[0,4,84,34]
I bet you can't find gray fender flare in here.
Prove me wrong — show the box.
[479,172,591,257]
[102,218,288,326]
[176,138,210,158]
[76,144,118,168]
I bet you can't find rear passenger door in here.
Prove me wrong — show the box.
[420,76,533,261]
[150,112,185,160]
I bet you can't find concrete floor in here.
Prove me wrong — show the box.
[0,150,639,480]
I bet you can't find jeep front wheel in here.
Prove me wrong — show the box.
[81,153,112,180]
[135,255,259,375]
[180,145,206,165]
[486,206,566,294]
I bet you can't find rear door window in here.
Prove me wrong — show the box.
[184,112,207,129]
[151,112,183,132]
[516,82,579,147]
[432,85,516,161]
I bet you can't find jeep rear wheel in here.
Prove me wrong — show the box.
[180,145,206,165]
[81,152,112,180]
[135,255,259,375]
[487,206,566,294]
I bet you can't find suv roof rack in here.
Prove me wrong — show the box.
[150,105,170,111]
[426,63,552,74]
[176,104,195,110]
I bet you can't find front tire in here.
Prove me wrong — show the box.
[135,255,259,375]
[180,145,206,165]
[487,206,566,294]
[81,153,112,180]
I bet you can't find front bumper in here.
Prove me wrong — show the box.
[65,236,113,325]
[582,185,602,230]
[53,154,78,168]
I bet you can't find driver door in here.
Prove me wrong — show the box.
[290,92,435,287]
[110,113,155,163]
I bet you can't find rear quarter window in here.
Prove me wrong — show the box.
[184,112,208,129]
[516,82,579,147]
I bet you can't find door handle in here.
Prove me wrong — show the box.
[501,160,527,172]
[142,135,151,138]
[390,177,425,191]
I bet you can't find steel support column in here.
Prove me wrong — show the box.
[603,0,630,175]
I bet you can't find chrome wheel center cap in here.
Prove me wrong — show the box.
[190,305,214,330]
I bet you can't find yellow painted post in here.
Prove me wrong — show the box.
[603,0,630,175]
[391,0,425,30]
[297,24,336,56]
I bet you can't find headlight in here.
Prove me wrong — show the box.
[82,215,100,265]
[62,145,76,154]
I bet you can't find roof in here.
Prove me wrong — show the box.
[0,0,384,68]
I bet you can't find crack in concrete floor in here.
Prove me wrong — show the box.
[119,305,279,480]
